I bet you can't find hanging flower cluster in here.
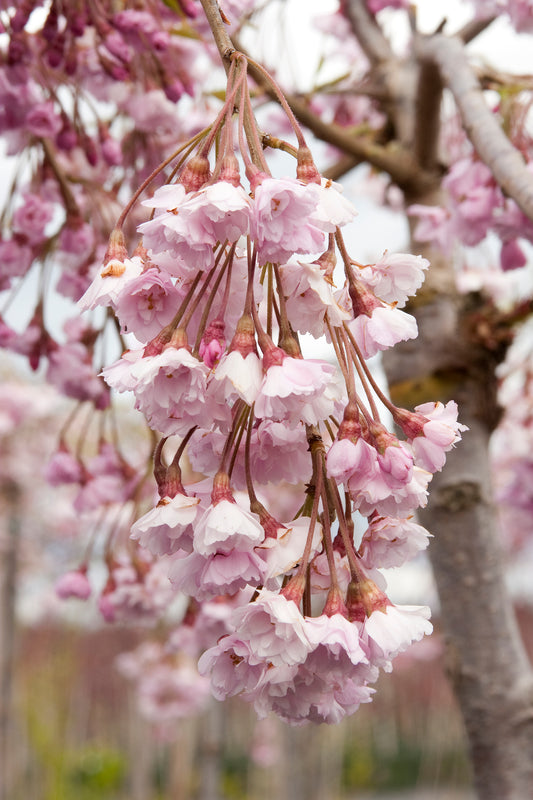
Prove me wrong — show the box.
[74,50,466,725]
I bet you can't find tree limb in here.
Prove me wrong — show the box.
[200,0,234,63]
[417,33,533,221]
[457,15,496,44]
[413,49,443,171]
[343,0,393,64]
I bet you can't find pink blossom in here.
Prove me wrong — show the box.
[506,0,533,33]
[137,661,211,723]
[44,448,85,486]
[353,464,432,518]
[358,252,429,307]
[254,614,376,725]
[25,101,62,138]
[114,267,182,341]
[251,177,326,264]
[46,343,110,408]
[347,305,418,359]
[178,181,252,243]
[117,642,211,724]
[187,420,312,488]
[281,259,350,337]
[198,318,226,368]
[327,436,378,487]
[198,633,268,699]
[367,0,409,12]
[56,268,92,302]
[130,493,201,556]
[207,351,263,405]
[169,548,267,599]
[310,179,358,232]
[500,238,527,272]
[470,0,533,32]
[0,238,33,287]
[396,400,467,473]
[55,569,92,600]
[310,551,351,594]
[359,515,432,569]
[369,423,414,489]
[103,345,215,436]
[100,560,173,624]
[58,222,95,258]
[73,442,137,512]
[230,589,313,668]
[408,204,451,252]
[259,518,323,586]
[329,429,418,515]
[101,136,123,166]
[78,256,144,311]
[104,32,133,63]
[251,420,312,485]
[140,181,252,265]
[12,193,55,246]
[113,10,159,37]
[193,498,264,556]
[255,350,344,427]
[361,604,433,672]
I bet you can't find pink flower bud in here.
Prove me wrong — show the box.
[55,569,91,600]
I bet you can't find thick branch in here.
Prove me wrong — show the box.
[417,34,533,221]
[343,0,393,64]
[413,52,443,170]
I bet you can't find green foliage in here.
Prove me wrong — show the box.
[66,747,125,794]
[341,737,471,792]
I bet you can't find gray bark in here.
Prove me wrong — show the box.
[383,240,533,799]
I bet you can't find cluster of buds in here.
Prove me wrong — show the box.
[76,51,466,725]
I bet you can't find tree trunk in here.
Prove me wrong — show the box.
[0,481,20,800]
[383,241,533,798]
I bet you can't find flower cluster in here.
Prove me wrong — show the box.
[71,51,467,725]
[0,2,474,728]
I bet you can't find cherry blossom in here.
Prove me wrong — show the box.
[359,515,432,569]
[103,344,214,436]
[255,349,344,427]
[55,569,92,600]
[358,252,429,307]
[0,0,480,732]
[130,492,201,556]
[251,177,326,264]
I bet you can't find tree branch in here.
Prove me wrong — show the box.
[199,0,235,72]
[413,49,443,170]
[343,0,393,64]
[417,33,533,221]
[457,15,496,44]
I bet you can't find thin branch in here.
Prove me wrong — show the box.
[323,154,361,182]
[417,33,533,221]
[199,0,235,72]
[343,0,393,64]
[457,15,496,44]
[41,138,80,218]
